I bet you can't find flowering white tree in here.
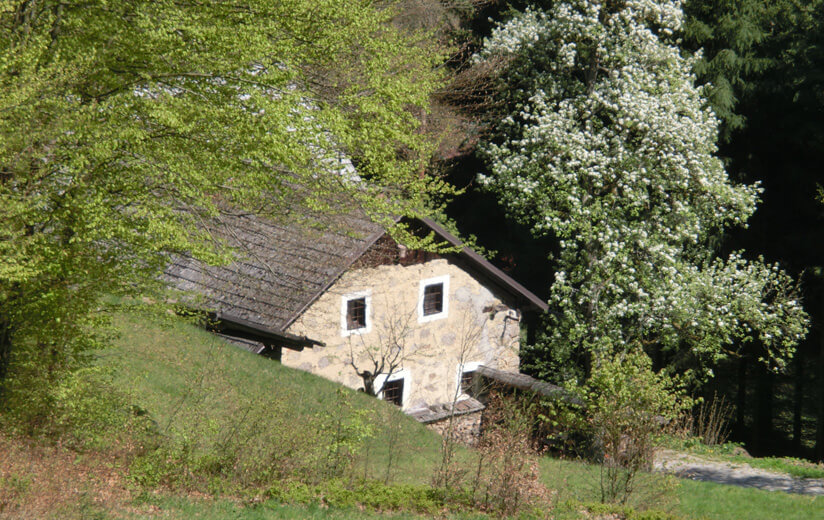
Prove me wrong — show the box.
[476,0,808,381]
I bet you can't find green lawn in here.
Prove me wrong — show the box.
[102,311,448,486]
[540,456,824,520]
[91,310,824,519]
[676,478,823,520]
[123,496,491,520]
[660,435,824,480]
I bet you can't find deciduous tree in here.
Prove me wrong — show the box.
[475,0,808,383]
[0,0,448,405]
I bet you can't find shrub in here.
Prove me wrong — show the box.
[0,364,154,453]
[470,393,555,517]
[266,478,449,514]
[584,351,691,504]
[692,393,733,447]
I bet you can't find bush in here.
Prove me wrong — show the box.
[584,351,690,504]
[692,393,733,447]
[469,393,555,517]
[578,500,685,520]
[266,478,450,514]
[0,364,154,453]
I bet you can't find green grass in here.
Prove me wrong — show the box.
[94,310,824,519]
[729,456,824,479]
[100,311,448,486]
[540,457,824,520]
[676,478,824,520]
[122,496,492,519]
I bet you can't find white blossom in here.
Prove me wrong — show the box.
[477,0,808,378]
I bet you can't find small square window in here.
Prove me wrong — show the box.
[382,378,404,406]
[346,297,367,330]
[418,276,448,323]
[422,283,443,316]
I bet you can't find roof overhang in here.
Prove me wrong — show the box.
[475,365,582,405]
[416,217,549,313]
[209,312,325,351]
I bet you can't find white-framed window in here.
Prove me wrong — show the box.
[376,368,411,408]
[418,275,449,323]
[456,361,481,399]
[341,290,371,337]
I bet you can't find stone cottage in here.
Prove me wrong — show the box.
[164,208,547,419]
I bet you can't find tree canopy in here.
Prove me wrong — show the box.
[475,0,808,382]
[0,0,449,399]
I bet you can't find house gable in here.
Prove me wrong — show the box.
[283,249,525,410]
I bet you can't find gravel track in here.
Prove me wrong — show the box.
[653,449,824,495]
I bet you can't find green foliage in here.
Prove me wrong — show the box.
[470,393,554,517]
[0,0,451,410]
[130,494,493,519]
[127,370,379,490]
[576,501,683,520]
[316,389,377,481]
[5,309,824,519]
[266,479,450,514]
[0,363,153,451]
[580,351,690,504]
[675,475,824,520]
[0,472,32,511]
[661,434,824,479]
[105,310,445,491]
[681,0,777,140]
[737,457,824,479]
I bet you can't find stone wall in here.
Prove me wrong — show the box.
[282,256,521,409]
[425,411,483,447]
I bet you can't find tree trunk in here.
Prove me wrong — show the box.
[735,354,747,435]
[0,315,13,397]
[792,351,804,452]
[753,365,774,456]
[816,333,824,461]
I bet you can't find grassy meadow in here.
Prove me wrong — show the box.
[2,309,823,519]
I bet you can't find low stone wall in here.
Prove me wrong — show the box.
[425,410,483,447]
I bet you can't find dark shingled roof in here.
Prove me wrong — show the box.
[418,217,548,313]
[164,211,548,346]
[164,210,385,336]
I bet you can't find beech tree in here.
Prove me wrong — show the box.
[0,1,449,400]
[475,0,808,382]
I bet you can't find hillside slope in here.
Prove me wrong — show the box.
[5,310,824,519]
[103,311,447,486]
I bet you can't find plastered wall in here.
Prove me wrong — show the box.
[283,258,520,410]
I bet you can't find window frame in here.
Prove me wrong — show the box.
[376,368,411,409]
[381,378,404,406]
[456,361,482,399]
[341,290,372,337]
[417,275,449,323]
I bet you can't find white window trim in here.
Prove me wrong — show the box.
[455,361,482,400]
[341,290,372,337]
[376,367,411,409]
[417,275,449,323]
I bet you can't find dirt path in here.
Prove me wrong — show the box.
[653,449,824,496]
